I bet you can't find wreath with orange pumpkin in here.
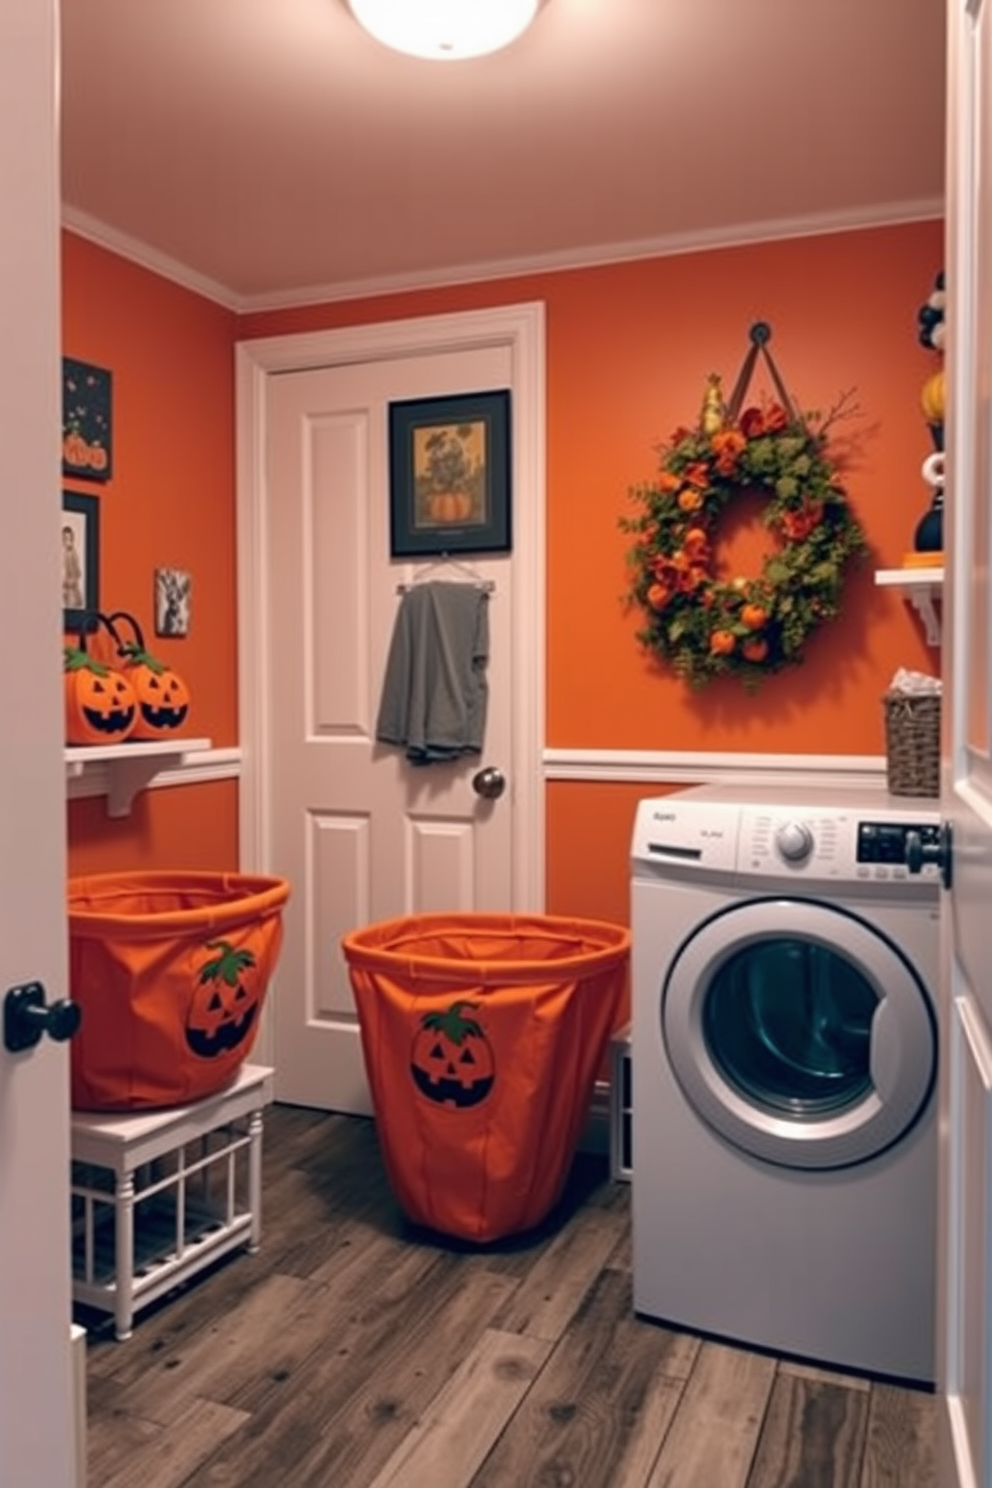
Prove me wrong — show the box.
[620,367,867,688]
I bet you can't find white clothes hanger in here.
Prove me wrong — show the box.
[396,553,495,594]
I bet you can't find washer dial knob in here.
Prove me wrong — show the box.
[776,820,814,863]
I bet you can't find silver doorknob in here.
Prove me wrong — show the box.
[472,766,506,800]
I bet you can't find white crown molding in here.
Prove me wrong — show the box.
[62,197,944,316]
[243,198,944,313]
[62,207,239,310]
[544,749,889,791]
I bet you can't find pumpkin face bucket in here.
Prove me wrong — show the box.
[104,609,191,739]
[64,644,138,745]
[67,871,290,1111]
[410,1001,495,1108]
[130,668,190,737]
[342,913,631,1242]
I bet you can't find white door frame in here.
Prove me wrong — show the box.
[235,303,547,1061]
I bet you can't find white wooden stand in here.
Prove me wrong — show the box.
[70,1063,274,1340]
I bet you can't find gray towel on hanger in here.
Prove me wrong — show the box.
[376,581,490,765]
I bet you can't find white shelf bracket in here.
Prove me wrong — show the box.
[104,756,173,817]
[65,738,214,816]
[909,587,942,647]
[874,568,944,648]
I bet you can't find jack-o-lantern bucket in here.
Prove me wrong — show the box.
[103,610,192,740]
[341,913,630,1243]
[64,616,139,746]
[67,871,290,1110]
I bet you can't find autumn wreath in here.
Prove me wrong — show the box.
[620,346,867,688]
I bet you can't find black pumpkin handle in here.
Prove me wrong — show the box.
[103,610,169,676]
[63,611,113,674]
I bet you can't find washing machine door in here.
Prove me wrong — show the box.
[663,898,936,1169]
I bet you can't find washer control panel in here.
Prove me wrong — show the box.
[631,792,943,889]
[739,808,942,885]
[857,820,941,866]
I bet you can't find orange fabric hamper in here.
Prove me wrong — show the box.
[341,912,630,1242]
[68,870,290,1110]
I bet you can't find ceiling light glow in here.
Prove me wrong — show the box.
[347,0,542,61]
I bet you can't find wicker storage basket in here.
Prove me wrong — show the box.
[882,690,941,797]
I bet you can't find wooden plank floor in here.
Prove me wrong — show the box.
[82,1104,937,1488]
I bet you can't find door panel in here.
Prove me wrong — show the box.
[0,0,77,1481]
[940,2,992,1484]
[243,311,544,1113]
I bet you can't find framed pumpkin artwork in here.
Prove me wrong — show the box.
[62,357,113,482]
[388,389,511,557]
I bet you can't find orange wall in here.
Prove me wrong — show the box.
[63,220,944,917]
[240,220,942,757]
[67,781,239,876]
[240,220,944,927]
[62,232,240,874]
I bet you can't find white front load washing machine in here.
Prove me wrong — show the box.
[631,783,941,1383]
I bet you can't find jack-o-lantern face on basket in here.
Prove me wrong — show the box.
[64,645,137,744]
[410,1000,495,1108]
[104,610,190,739]
[186,940,259,1059]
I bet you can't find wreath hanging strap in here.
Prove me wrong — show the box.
[725,321,795,424]
[620,323,867,688]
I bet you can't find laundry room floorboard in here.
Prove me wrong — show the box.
[82,1104,938,1488]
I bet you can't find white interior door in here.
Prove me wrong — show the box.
[237,306,545,1113]
[0,0,78,1482]
[938,3,992,1485]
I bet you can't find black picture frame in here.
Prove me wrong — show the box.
[62,357,113,483]
[62,491,99,633]
[388,389,511,557]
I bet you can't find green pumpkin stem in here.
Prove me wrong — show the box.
[63,645,110,676]
[200,939,257,986]
[120,641,167,675]
[420,1000,485,1044]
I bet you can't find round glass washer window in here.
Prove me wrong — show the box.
[702,936,878,1118]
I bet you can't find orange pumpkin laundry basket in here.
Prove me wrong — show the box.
[341,912,630,1242]
[67,871,290,1111]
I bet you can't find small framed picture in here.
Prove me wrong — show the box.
[62,491,99,632]
[388,389,511,558]
[62,358,113,482]
[155,568,191,637]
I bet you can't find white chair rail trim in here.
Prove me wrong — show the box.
[68,746,887,801]
[543,748,888,790]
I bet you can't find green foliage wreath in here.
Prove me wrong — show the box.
[620,394,867,687]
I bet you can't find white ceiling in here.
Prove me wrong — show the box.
[60,0,946,311]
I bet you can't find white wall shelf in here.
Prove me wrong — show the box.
[875,567,944,647]
[65,737,212,817]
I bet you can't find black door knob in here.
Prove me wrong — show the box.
[905,822,953,891]
[4,982,82,1053]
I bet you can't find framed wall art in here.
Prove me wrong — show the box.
[62,357,113,482]
[154,567,191,637]
[62,491,99,632]
[388,389,511,557]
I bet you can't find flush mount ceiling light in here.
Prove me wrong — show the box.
[347,0,543,60]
